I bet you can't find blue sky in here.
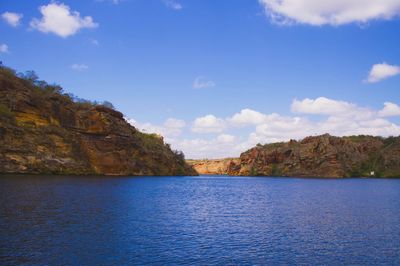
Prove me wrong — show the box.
[1,0,400,158]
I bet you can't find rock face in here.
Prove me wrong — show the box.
[226,134,400,178]
[188,135,400,178]
[0,67,197,176]
[187,158,240,175]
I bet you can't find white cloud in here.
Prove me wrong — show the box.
[228,108,287,127]
[71,64,89,71]
[248,98,400,144]
[366,63,400,83]
[251,116,313,142]
[2,12,23,27]
[193,76,215,89]
[291,97,358,115]
[191,98,400,157]
[292,97,377,123]
[127,117,186,137]
[164,0,183,10]
[30,3,98,38]
[126,97,400,159]
[168,136,246,159]
[164,118,186,136]
[0,44,9,53]
[128,119,164,135]
[229,108,268,125]
[379,102,400,117]
[258,0,400,26]
[192,115,226,133]
[217,134,236,143]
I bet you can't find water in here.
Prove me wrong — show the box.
[1,175,400,265]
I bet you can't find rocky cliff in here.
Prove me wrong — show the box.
[189,134,400,178]
[0,67,197,176]
[187,158,240,175]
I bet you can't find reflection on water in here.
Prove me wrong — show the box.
[1,175,400,265]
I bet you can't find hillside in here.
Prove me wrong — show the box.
[189,134,400,178]
[0,66,197,176]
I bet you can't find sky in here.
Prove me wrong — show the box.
[1,0,400,159]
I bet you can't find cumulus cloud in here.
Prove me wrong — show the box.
[0,44,9,53]
[379,102,400,117]
[243,101,400,150]
[192,115,226,133]
[164,118,186,136]
[258,0,400,26]
[164,0,183,10]
[229,109,268,126]
[217,134,236,143]
[291,97,359,116]
[168,135,246,159]
[128,119,164,135]
[128,117,186,137]
[2,12,23,27]
[71,64,89,71]
[193,76,215,89]
[181,99,400,158]
[30,3,98,38]
[127,118,240,158]
[249,116,313,143]
[366,63,400,83]
[126,97,400,159]
[248,98,400,144]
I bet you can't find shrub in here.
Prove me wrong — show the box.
[174,150,185,161]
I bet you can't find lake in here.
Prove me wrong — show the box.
[1,175,400,265]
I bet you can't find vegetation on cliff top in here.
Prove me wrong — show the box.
[0,65,197,176]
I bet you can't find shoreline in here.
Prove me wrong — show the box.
[1,173,399,179]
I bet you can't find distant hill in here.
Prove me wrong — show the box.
[189,134,400,178]
[187,158,240,175]
[0,66,197,176]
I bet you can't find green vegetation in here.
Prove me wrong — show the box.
[0,65,116,111]
[344,135,374,143]
[271,163,282,176]
[383,136,398,148]
[250,166,258,176]
[263,142,286,149]
[0,103,14,120]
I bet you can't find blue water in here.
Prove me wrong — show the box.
[1,175,400,265]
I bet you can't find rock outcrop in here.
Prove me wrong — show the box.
[189,134,400,178]
[0,67,197,176]
[187,158,240,175]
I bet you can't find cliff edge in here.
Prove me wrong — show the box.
[0,67,197,176]
[189,134,400,178]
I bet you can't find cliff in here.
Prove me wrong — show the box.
[187,158,240,175]
[0,67,197,176]
[190,134,400,178]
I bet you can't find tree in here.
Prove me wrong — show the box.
[102,101,115,109]
[174,150,185,161]
[22,70,39,83]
